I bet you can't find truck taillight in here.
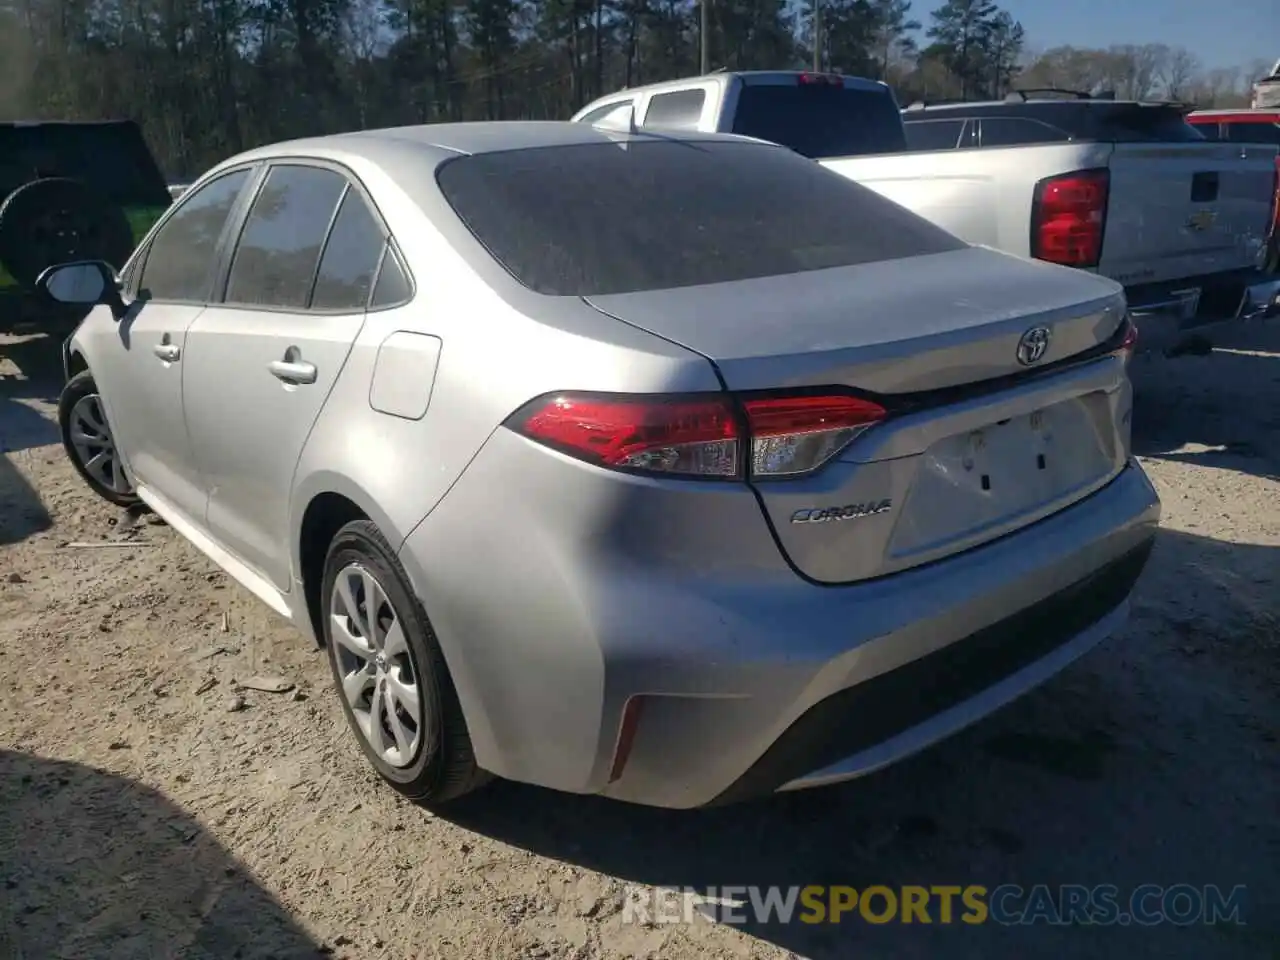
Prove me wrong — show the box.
[1031,169,1110,269]
[509,391,885,480]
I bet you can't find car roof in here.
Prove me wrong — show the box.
[216,120,767,173]
[903,97,1181,115]
[581,70,888,101]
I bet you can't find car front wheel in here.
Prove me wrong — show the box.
[57,369,139,507]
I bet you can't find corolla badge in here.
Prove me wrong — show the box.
[791,500,892,524]
[1016,325,1052,366]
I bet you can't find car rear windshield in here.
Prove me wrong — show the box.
[435,139,965,297]
[0,122,172,208]
[729,83,907,159]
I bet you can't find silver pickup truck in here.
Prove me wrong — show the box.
[571,71,1280,352]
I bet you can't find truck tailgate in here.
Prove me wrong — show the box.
[1102,142,1278,287]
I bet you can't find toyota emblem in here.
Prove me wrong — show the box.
[1016,326,1051,366]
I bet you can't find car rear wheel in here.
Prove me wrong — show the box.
[321,519,490,805]
[57,369,139,507]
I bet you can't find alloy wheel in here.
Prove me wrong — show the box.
[329,563,425,768]
[67,394,132,495]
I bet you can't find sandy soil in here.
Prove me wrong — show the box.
[0,323,1277,960]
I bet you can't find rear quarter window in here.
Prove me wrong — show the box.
[435,139,965,297]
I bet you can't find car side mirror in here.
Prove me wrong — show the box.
[36,260,127,320]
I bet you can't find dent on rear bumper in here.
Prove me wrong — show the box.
[397,428,1160,810]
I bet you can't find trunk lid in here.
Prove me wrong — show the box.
[585,245,1134,583]
[1102,141,1278,286]
[584,245,1125,394]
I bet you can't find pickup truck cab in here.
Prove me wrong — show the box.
[572,73,1280,351]
[569,70,908,160]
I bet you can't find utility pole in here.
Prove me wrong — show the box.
[700,0,710,74]
[812,0,821,72]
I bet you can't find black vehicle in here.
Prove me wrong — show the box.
[900,87,1209,151]
[0,120,172,332]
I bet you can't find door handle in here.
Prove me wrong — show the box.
[153,343,180,362]
[268,359,318,384]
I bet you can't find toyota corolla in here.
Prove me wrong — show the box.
[40,121,1160,809]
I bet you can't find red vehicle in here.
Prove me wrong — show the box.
[1187,108,1280,273]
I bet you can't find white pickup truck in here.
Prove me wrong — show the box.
[571,71,1280,352]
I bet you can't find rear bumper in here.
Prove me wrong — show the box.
[399,442,1161,809]
[1125,268,1280,350]
[715,538,1150,803]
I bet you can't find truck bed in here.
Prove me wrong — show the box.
[822,139,1278,291]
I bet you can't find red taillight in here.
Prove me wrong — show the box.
[797,73,844,87]
[1031,169,1110,268]
[516,394,740,476]
[510,391,886,480]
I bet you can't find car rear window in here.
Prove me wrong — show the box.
[435,139,964,297]
[0,122,172,208]
[729,83,907,159]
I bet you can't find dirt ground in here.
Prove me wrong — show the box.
[1,323,1277,960]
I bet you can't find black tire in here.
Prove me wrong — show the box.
[321,519,490,805]
[57,369,140,507]
[0,177,135,289]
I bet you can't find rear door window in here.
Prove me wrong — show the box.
[224,164,347,309]
[435,139,965,297]
[730,82,907,158]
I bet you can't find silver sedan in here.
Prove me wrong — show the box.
[39,121,1159,809]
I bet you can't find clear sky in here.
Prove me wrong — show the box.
[922,0,1279,72]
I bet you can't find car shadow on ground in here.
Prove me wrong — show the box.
[440,526,1277,960]
[0,750,324,959]
[0,332,64,544]
[1129,323,1280,482]
[0,455,51,546]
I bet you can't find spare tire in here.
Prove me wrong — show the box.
[0,177,135,290]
